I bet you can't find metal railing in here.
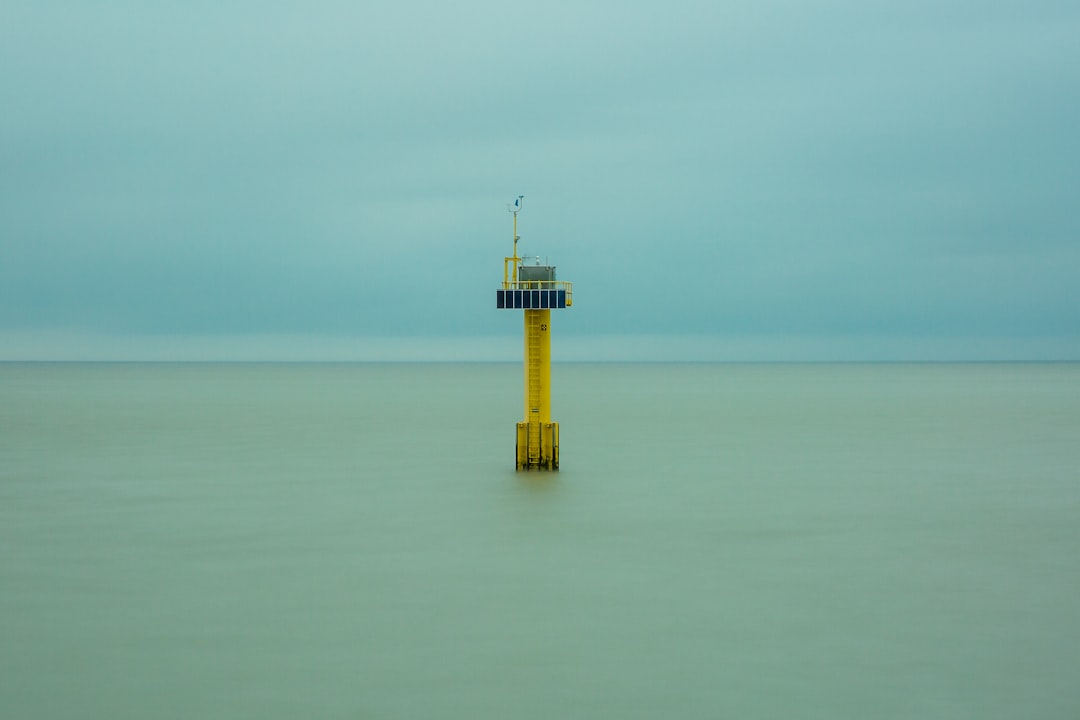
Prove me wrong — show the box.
[500,279,573,306]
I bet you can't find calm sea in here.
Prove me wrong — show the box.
[2,362,1079,719]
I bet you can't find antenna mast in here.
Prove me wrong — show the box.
[504,195,524,287]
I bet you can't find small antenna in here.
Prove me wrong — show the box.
[508,195,524,285]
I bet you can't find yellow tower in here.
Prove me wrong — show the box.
[496,196,573,470]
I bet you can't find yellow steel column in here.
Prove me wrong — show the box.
[517,308,557,470]
[523,309,550,423]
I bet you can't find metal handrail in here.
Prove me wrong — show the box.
[499,280,573,306]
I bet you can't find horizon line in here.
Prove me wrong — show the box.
[2,331,1078,363]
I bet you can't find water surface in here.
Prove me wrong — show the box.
[2,362,1078,718]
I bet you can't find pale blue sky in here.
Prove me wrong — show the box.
[2,1,1078,360]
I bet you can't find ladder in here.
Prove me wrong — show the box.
[525,310,543,463]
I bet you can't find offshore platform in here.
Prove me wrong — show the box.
[496,196,573,471]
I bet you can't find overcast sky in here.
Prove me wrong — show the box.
[2,1,1078,360]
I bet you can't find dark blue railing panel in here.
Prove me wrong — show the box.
[496,289,568,309]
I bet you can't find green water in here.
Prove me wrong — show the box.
[2,362,1079,718]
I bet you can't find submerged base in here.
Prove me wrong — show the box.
[516,421,559,471]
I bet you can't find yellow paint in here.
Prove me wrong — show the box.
[517,421,559,471]
[516,309,558,470]
[523,309,550,423]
